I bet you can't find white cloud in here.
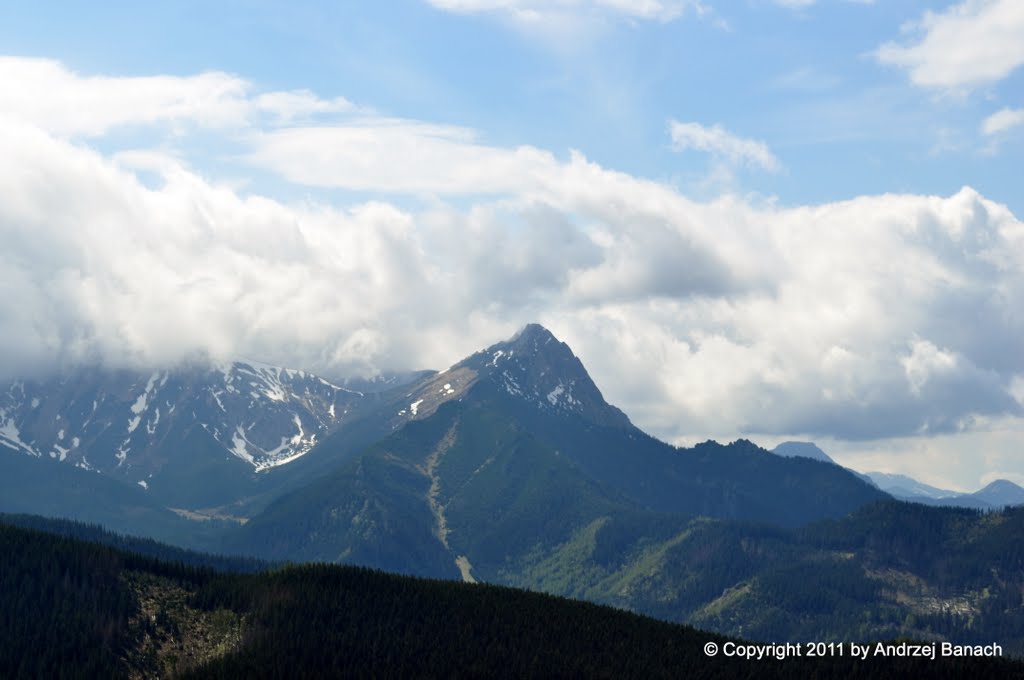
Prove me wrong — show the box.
[901,339,958,396]
[248,121,563,195]
[875,0,1024,91]
[0,56,352,137]
[982,107,1024,135]
[2,57,1024,489]
[425,0,700,22]
[668,120,780,171]
[255,90,353,123]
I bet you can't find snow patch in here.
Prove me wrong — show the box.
[57,429,64,440]
[255,446,312,471]
[455,555,477,584]
[146,407,161,435]
[290,414,304,445]
[231,427,255,464]
[131,373,159,415]
[138,480,148,490]
[410,399,424,416]
[30,398,39,408]
[0,417,40,456]
[116,440,130,466]
[501,371,522,396]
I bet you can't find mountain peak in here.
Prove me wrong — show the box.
[503,324,564,359]
[510,322,556,342]
[476,325,632,428]
[980,479,1022,492]
[391,324,632,430]
[973,479,1024,507]
[771,441,835,465]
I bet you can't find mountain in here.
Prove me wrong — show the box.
[0,361,365,509]
[865,472,1024,510]
[0,449,224,548]
[865,472,960,500]
[355,322,633,434]
[770,440,882,489]
[5,517,1021,680]
[771,441,835,464]
[687,501,1024,650]
[767,442,1018,511]
[970,479,1024,507]
[231,324,887,581]
[8,324,1024,656]
[1,325,886,532]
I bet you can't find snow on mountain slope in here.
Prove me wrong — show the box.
[382,324,632,431]
[0,361,363,486]
[864,472,959,500]
[1,325,627,502]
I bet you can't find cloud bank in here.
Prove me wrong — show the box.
[1,56,1023,487]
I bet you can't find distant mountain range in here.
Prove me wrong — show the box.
[769,442,1024,510]
[2,324,1023,651]
[867,475,1024,510]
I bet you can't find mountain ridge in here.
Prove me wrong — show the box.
[230,326,889,587]
[5,325,1024,656]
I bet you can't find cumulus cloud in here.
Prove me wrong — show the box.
[560,187,1024,445]
[0,56,352,137]
[248,122,563,195]
[668,120,780,171]
[2,57,1024,490]
[875,0,1024,91]
[982,107,1024,135]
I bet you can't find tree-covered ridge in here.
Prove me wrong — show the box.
[510,501,1024,654]
[226,395,1023,652]
[4,518,1021,679]
[0,513,271,573]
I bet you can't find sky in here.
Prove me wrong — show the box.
[1,0,1022,491]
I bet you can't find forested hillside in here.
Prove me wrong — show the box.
[4,518,1020,679]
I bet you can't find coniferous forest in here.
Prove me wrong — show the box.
[2,517,1022,679]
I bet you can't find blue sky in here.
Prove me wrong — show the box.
[4,1,1021,208]
[1,1,1023,489]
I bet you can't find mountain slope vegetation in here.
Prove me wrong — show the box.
[3,518,1020,679]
